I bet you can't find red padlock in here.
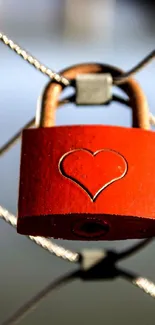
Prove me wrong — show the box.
[17,63,155,241]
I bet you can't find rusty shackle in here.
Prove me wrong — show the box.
[38,63,150,130]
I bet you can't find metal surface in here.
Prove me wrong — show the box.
[76,73,112,105]
[1,31,155,89]
[0,205,79,263]
[0,32,69,86]
[39,63,150,128]
[81,249,107,270]
[1,25,155,325]
[0,225,154,325]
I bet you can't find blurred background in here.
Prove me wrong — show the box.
[0,0,155,324]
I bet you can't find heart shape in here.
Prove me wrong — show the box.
[58,148,128,202]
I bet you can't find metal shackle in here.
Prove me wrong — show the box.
[37,63,150,130]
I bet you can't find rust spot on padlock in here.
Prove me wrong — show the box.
[17,62,155,241]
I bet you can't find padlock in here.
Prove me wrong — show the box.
[17,62,155,241]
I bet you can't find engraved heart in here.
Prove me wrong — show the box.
[59,149,128,202]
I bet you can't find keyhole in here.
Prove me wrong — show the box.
[72,218,110,238]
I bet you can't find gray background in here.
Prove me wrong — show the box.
[0,1,155,324]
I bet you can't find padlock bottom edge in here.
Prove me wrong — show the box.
[17,213,155,241]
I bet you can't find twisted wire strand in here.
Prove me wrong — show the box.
[0,98,70,156]
[0,92,154,263]
[1,31,155,321]
[2,269,155,325]
[133,277,155,298]
[1,95,155,158]
[119,268,155,299]
[1,270,79,325]
[117,238,154,261]
[1,206,155,325]
[0,118,35,155]
[113,50,155,85]
[0,32,69,86]
[0,205,79,263]
[1,31,155,86]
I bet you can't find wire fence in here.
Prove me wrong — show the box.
[0,31,155,325]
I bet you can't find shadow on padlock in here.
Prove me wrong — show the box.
[17,63,155,241]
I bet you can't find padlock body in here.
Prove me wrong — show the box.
[17,125,155,240]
